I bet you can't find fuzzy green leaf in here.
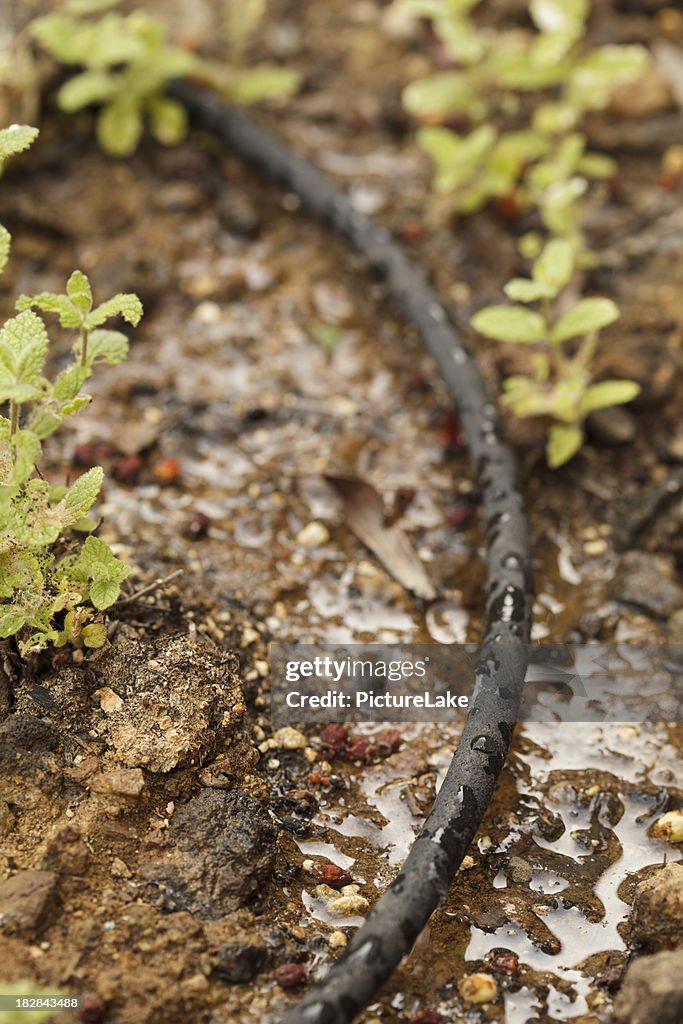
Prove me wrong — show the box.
[96,98,144,157]
[66,270,93,314]
[57,69,118,112]
[89,578,121,609]
[16,291,83,328]
[82,621,107,647]
[54,364,89,402]
[86,293,143,329]
[418,124,496,194]
[227,67,301,105]
[472,305,547,344]
[72,536,131,609]
[0,606,26,638]
[529,0,588,42]
[0,124,39,168]
[577,151,617,180]
[532,238,575,294]
[582,379,640,413]
[65,466,104,515]
[12,429,41,485]
[0,310,49,393]
[87,329,130,366]
[147,95,187,146]
[504,279,554,303]
[551,298,619,343]
[547,423,583,468]
[0,225,10,275]
[403,72,477,118]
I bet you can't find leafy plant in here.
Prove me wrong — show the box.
[471,238,639,467]
[31,0,300,156]
[400,0,648,234]
[221,0,300,103]
[31,5,199,156]
[0,129,141,653]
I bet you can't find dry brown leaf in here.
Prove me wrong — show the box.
[324,475,437,601]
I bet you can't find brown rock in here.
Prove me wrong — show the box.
[140,789,277,918]
[625,863,683,952]
[90,767,146,798]
[0,870,59,938]
[610,552,683,619]
[613,950,683,1024]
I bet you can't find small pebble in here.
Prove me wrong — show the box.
[296,521,330,547]
[458,972,498,1005]
[651,810,683,843]
[274,963,307,989]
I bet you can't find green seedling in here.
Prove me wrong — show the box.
[221,0,300,103]
[31,5,198,156]
[401,0,648,233]
[471,238,640,467]
[31,0,300,157]
[0,130,141,654]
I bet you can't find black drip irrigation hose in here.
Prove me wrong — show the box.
[174,83,535,1024]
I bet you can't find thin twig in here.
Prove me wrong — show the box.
[116,568,183,606]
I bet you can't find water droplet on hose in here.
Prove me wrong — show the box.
[471,734,497,754]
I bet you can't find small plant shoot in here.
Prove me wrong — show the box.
[400,0,648,239]
[0,126,142,653]
[31,0,300,156]
[471,239,639,467]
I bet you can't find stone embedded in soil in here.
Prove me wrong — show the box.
[51,634,244,773]
[212,940,270,983]
[613,950,683,1024]
[140,789,277,919]
[609,551,683,618]
[89,766,146,798]
[40,825,89,876]
[625,863,683,951]
[0,870,59,938]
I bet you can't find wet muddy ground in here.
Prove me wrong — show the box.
[1,1,683,1022]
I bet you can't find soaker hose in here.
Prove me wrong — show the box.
[174,83,535,1024]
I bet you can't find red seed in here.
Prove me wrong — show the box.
[77,993,105,1023]
[447,503,470,529]
[320,724,349,751]
[345,738,378,763]
[410,1010,444,1024]
[401,218,425,242]
[152,457,181,485]
[274,963,307,989]
[115,454,143,485]
[308,773,331,787]
[375,729,401,756]
[318,864,354,889]
[486,948,519,975]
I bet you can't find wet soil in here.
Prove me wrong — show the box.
[1,1,683,1022]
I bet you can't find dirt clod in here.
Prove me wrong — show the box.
[212,940,270,983]
[62,635,243,772]
[613,949,683,1024]
[141,788,277,918]
[0,870,59,939]
[625,863,683,951]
